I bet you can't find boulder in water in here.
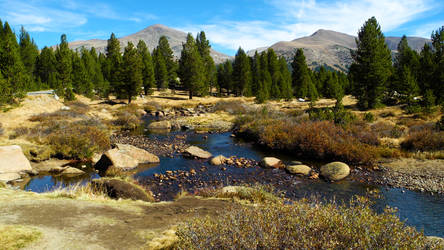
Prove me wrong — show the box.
[260,157,284,168]
[286,165,312,175]
[320,162,350,181]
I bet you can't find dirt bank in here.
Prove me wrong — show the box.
[0,188,229,249]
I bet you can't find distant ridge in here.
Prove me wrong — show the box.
[65,24,232,64]
[248,30,431,71]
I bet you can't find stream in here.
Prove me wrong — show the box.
[20,130,444,238]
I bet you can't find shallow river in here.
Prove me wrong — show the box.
[21,131,444,237]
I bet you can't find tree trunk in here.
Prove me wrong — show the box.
[189,90,193,100]
[128,95,132,104]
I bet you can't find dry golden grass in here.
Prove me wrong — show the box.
[0,224,42,250]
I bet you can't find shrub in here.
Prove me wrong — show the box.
[371,122,405,139]
[46,122,110,159]
[363,112,375,122]
[114,104,144,130]
[176,196,429,249]
[401,129,444,152]
[308,106,356,126]
[437,116,444,131]
[197,185,283,205]
[0,122,3,136]
[213,100,248,114]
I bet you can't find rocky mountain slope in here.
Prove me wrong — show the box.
[67,24,232,64]
[248,29,431,71]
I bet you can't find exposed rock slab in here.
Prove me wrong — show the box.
[0,145,32,174]
[0,173,21,182]
[183,146,212,159]
[115,144,159,163]
[320,162,350,181]
[95,148,139,171]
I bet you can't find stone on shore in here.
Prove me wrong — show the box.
[148,120,171,130]
[62,167,85,175]
[210,155,227,165]
[115,144,160,163]
[95,148,139,171]
[183,146,212,159]
[0,173,21,183]
[320,162,350,181]
[260,157,284,168]
[32,159,71,173]
[0,145,32,174]
[286,165,312,176]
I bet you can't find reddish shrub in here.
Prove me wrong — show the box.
[401,129,444,151]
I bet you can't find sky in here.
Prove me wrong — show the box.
[0,0,443,56]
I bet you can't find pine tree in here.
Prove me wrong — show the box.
[122,42,143,103]
[431,26,444,104]
[98,52,111,97]
[156,36,178,89]
[392,35,420,100]
[137,40,156,95]
[259,52,271,100]
[178,33,204,99]
[291,49,317,99]
[419,44,435,92]
[72,51,92,97]
[36,47,57,88]
[217,60,233,96]
[251,51,261,95]
[278,57,292,100]
[82,47,107,97]
[196,31,216,95]
[19,26,38,82]
[105,33,123,98]
[350,17,393,109]
[232,47,252,96]
[0,21,29,101]
[153,48,168,90]
[55,34,74,100]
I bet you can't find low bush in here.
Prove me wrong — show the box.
[401,129,444,152]
[363,112,375,122]
[437,116,444,131]
[0,122,4,136]
[236,112,379,165]
[213,100,248,114]
[114,104,144,130]
[371,122,405,139]
[308,106,356,125]
[176,196,430,249]
[197,185,283,204]
[46,122,110,159]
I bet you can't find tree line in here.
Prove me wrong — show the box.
[0,17,443,111]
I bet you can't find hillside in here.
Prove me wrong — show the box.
[248,29,431,72]
[66,24,232,64]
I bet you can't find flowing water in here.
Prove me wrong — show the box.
[21,131,444,237]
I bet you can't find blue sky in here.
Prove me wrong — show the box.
[0,0,443,55]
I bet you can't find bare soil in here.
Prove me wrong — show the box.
[0,188,229,249]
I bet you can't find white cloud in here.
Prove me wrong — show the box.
[184,0,438,52]
[413,22,444,38]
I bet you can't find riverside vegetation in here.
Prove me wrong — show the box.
[0,16,443,248]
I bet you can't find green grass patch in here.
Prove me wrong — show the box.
[0,224,42,249]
